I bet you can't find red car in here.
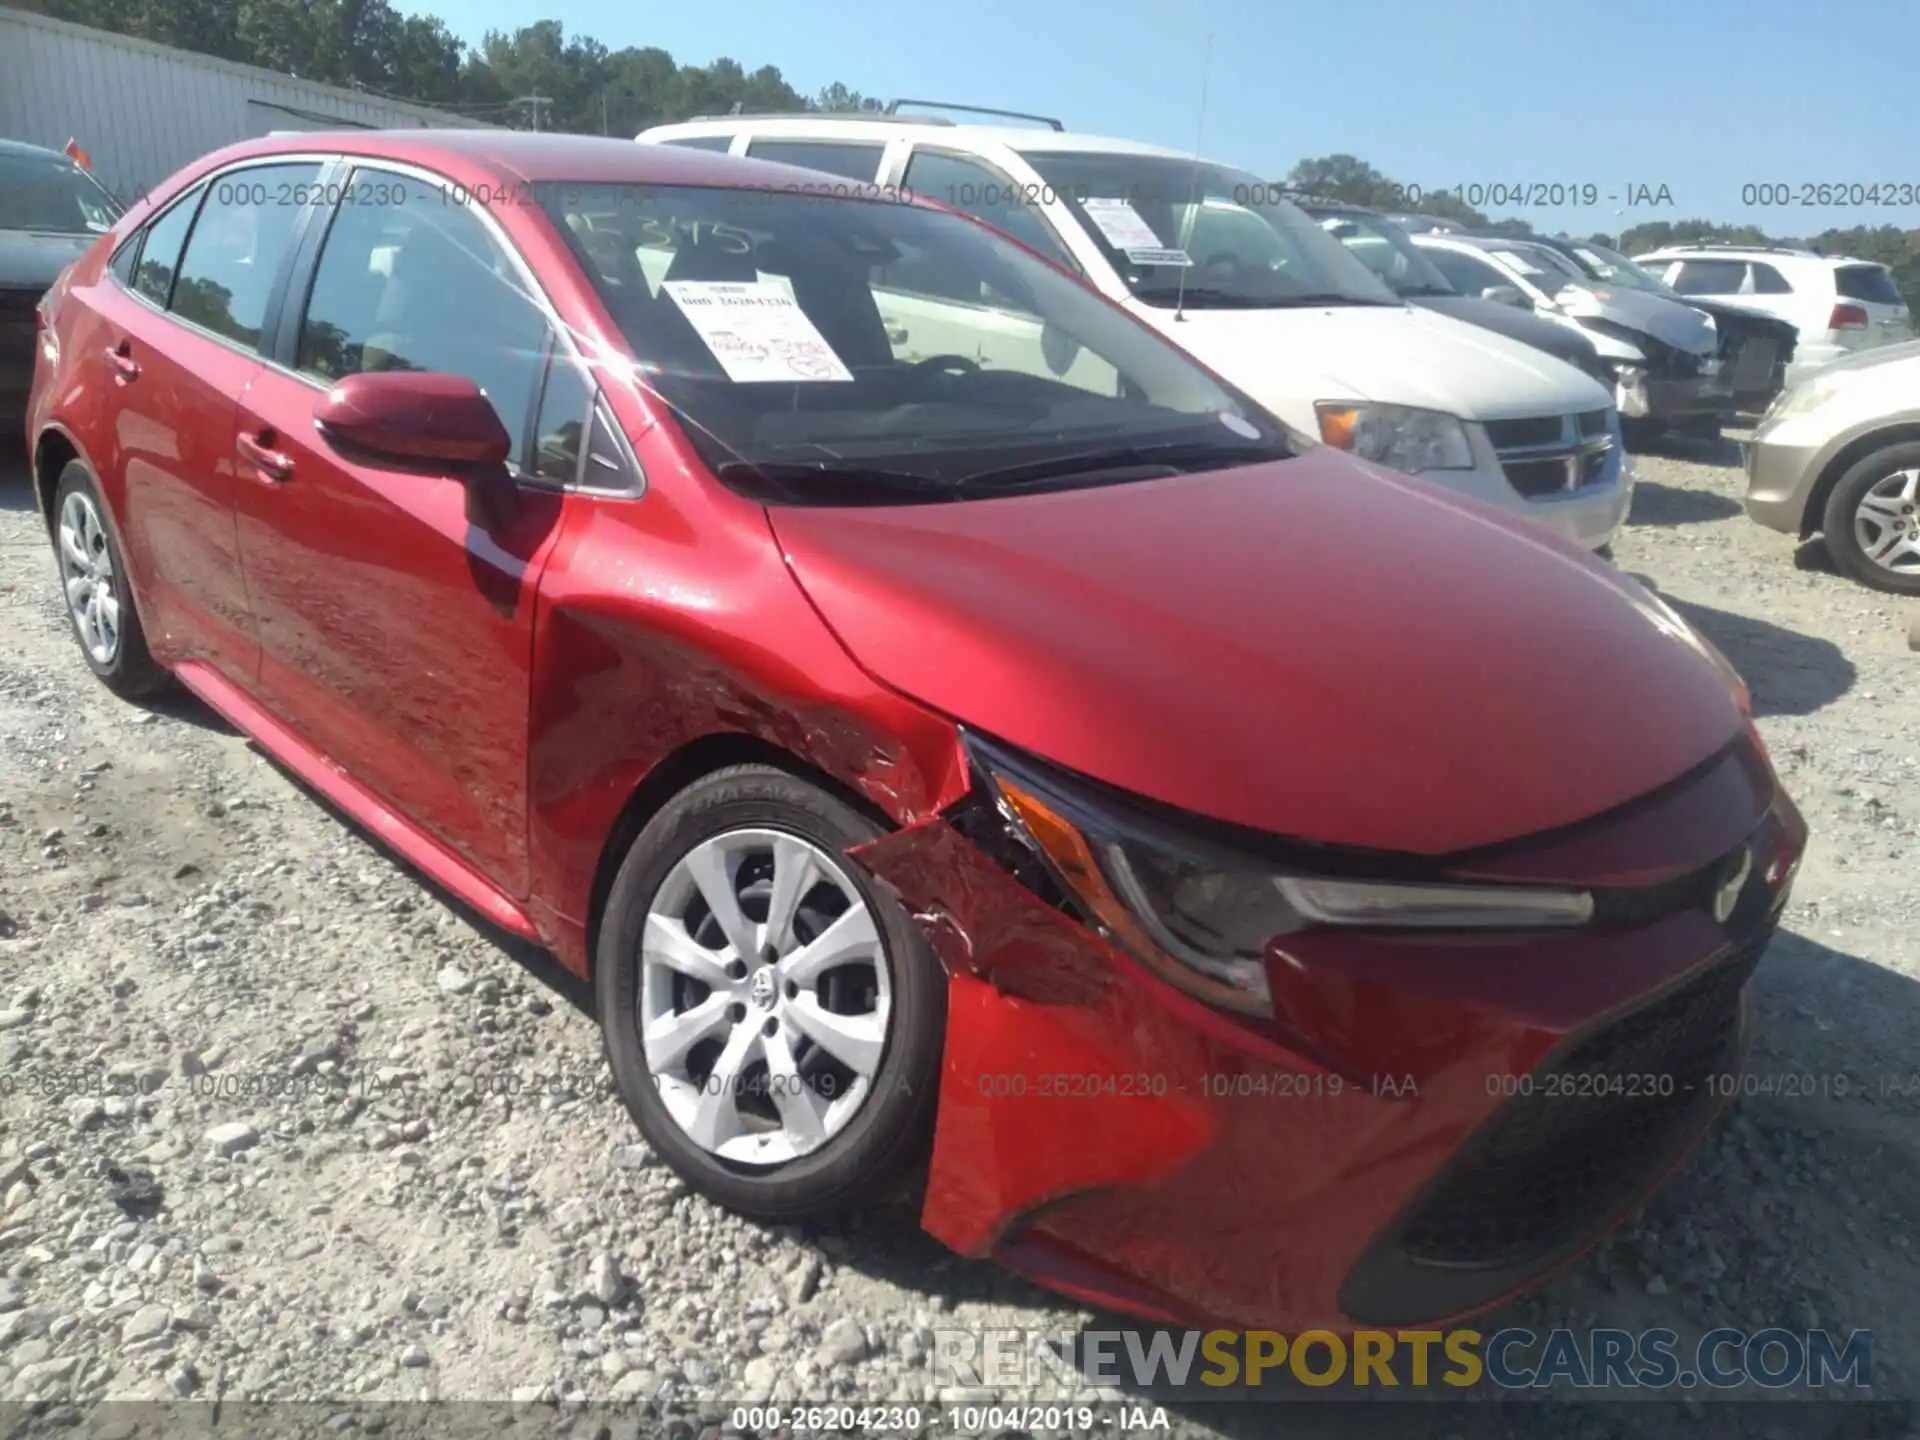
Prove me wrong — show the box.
[26,131,1804,1332]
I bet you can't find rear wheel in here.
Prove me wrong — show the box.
[595,765,944,1222]
[1822,443,1920,595]
[52,462,169,699]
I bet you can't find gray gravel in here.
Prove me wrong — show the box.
[1,440,1916,1439]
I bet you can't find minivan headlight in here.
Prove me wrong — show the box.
[966,739,1594,1020]
[1314,402,1475,475]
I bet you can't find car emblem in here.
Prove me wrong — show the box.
[750,967,777,1009]
[1713,847,1752,924]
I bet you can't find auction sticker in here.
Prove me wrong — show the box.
[662,280,854,382]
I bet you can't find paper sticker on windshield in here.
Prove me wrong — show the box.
[663,280,854,383]
[1082,198,1165,251]
[1123,247,1192,267]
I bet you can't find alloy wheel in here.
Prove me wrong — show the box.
[59,490,121,666]
[1854,468,1920,576]
[638,827,892,1167]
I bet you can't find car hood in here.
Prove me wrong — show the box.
[770,449,1744,855]
[1128,301,1611,422]
[1408,293,1604,373]
[1562,285,1717,355]
[0,229,98,294]
[1680,295,1798,346]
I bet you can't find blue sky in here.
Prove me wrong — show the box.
[434,0,1919,235]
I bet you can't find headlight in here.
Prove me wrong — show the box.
[966,738,1595,1020]
[1314,402,1475,475]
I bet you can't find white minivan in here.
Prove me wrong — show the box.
[637,110,1630,551]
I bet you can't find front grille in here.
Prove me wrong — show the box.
[1397,931,1765,1270]
[1490,412,1615,502]
[1484,416,1562,449]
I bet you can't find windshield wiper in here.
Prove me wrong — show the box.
[1129,286,1277,308]
[954,437,1291,491]
[715,460,956,505]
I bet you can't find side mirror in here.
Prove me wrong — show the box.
[1040,322,1082,377]
[1480,284,1528,309]
[315,371,513,468]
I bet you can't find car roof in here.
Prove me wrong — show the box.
[1638,245,1878,269]
[640,114,1207,162]
[0,137,79,163]
[168,128,899,195]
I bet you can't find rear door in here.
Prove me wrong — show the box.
[229,165,569,896]
[86,159,325,684]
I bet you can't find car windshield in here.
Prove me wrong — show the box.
[538,182,1294,505]
[1564,242,1679,296]
[0,152,123,235]
[1013,151,1401,309]
[1482,243,1583,294]
[1305,209,1457,298]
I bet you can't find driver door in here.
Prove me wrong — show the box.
[231,168,569,897]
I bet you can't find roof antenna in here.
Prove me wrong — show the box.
[1173,30,1213,324]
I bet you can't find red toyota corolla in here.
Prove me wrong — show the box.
[26,131,1804,1332]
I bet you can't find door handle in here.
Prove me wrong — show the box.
[105,344,139,382]
[236,429,293,482]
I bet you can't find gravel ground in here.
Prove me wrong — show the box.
[0,438,1916,1440]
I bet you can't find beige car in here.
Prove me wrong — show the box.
[1746,339,1920,594]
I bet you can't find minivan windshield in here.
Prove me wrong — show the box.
[0,151,123,235]
[1014,152,1401,310]
[1304,208,1458,299]
[538,182,1293,504]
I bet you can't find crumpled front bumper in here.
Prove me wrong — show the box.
[850,734,1806,1332]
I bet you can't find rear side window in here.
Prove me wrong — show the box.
[1835,264,1902,305]
[659,135,734,152]
[1751,263,1793,294]
[531,355,592,485]
[1669,259,1747,295]
[169,163,324,349]
[132,187,203,307]
[744,139,885,183]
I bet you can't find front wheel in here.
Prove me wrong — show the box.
[1821,443,1920,595]
[595,765,944,1222]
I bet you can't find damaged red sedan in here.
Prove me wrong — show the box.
[27,131,1804,1332]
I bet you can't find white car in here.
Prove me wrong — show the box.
[635,108,1630,552]
[1633,245,1911,386]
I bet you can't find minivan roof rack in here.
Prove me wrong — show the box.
[1681,242,1822,256]
[684,108,954,125]
[885,98,1066,131]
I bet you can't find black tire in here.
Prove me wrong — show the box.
[50,461,170,699]
[595,764,944,1223]
[1821,442,1920,596]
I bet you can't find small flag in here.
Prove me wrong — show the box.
[63,137,91,169]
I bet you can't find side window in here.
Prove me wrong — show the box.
[131,186,204,307]
[1669,259,1747,295]
[901,150,1074,269]
[582,402,641,492]
[169,163,324,349]
[530,356,592,485]
[744,139,885,183]
[659,135,734,153]
[1423,247,1510,297]
[294,170,552,451]
[108,233,142,288]
[1751,263,1793,295]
